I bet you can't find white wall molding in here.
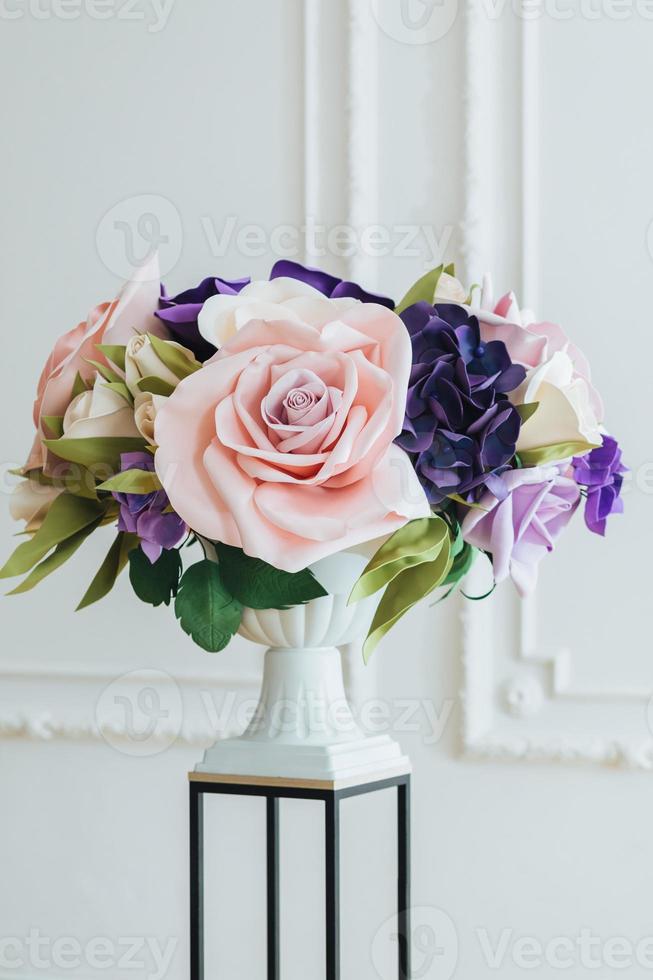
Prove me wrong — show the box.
[460,9,653,768]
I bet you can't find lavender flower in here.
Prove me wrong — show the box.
[573,435,627,535]
[113,452,186,563]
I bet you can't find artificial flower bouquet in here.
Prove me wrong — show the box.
[3,257,625,659]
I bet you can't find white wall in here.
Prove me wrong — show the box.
[1,1,652,978]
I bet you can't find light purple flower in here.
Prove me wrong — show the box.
[461,466,580,596]
[572,435,626,536]
[113,452,186,563]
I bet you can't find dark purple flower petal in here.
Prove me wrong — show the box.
[572,435,627,536]
[270,259,395,308]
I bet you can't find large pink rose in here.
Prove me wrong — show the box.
[154,302,430,572]
[26,254,165,472]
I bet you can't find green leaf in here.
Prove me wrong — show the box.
[128,546,182,607]
[442,540,477,587]
[41,416,64,439]
[102,381,132,404]
[84,358,123,385]
[0,493,106,579]
[97,469,161,494]
[175,560,242,652]
[446,492,489,511]
[136,376,175,397]
[349,516,449,604]
[6,521,101,595]
[42,436,146,471]
[71,371,90,398]
[516,402,539,425]
[519,439,599,467]
[443,262,456,276]
[395,265,444,315]
[216,543,327,609]
[363,539,453,662]
[147,333,201,380]
[77,531,138,610]
[95,344,126,371]
[26,466,99,500]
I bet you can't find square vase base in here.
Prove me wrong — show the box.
[195,734,411,783]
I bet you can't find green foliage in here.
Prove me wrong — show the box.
[395,264,446,315]
[136,376,175,396]
[519,439,599,467]
[95,344,127,371]
[216,543,327,609]
[77,531,138,610]
[175,559,242,652]
[98,469,161,494]
[147,333,201,379]
[515,402,539,425]
[348,516,454,661]
[42,436,147,472]
[0,493,106,580]
[128,546,182,607]
[7,522,101,595]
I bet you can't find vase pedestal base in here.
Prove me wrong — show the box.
[195,732,411,783]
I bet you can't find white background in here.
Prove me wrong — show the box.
[1,0,652,978]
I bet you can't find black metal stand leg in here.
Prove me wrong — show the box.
[397,779,411,980]
[190,786,204,980]
[267,796,280,980]
[325,795,340,980]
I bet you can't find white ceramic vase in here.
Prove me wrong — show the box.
[196,550,410,783]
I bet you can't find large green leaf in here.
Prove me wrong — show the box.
[362,539,453,662]
[519,439,599,467]
[128,546,182,607]
[349,516,449,604]
[175,560,242,652]
[0,493,106,579]
[42,436,147,471]
[7,520,102,595]
[216,543,327,609]
[98,469,161,494]
[77,531,139,610]
[24,467,99,501]
[395,265,445,315]
[147,333,201,379]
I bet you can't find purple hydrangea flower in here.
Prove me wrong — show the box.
[395,302,526,504]
[572,435,627,536]
[270,259,395,308]
[113,452,186,563]
[156,276,251,362]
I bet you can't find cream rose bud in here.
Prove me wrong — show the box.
[134,393,167,446]
[10,479,63,533]
[63,376,140,440]
[512,350,602,453]
[433,272,467,304]
[124,335,194,403]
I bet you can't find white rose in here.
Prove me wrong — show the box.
[10,479,63,533]
[134,393,168,446]
[512,350,602,452]
[63,376,140,440]
[197,277,360,347]
[125,334,194,403]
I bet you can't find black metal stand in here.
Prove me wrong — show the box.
[189,771,411,980]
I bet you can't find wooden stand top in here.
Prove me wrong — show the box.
[188,765,411,793]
